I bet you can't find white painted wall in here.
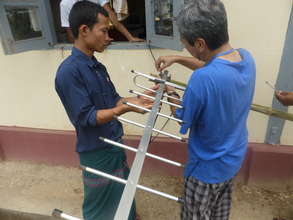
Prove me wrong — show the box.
[0,0,292,144]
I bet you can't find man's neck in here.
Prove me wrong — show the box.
[74,40,94,57]
[205,43,233,62]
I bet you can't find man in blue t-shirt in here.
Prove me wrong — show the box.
[156,0,256,219]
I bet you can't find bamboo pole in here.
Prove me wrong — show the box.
[251,104,293,121]
[150,74,293,121]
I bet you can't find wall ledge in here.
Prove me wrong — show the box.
[0,126,292,190]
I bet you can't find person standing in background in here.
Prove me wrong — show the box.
[60,0,144,43]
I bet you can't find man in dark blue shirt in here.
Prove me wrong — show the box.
[55,2,153,219]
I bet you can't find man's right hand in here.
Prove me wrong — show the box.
[155,56,179,72]
[275,91,293,106]
[127,85,160,114]
[127,97,154,114]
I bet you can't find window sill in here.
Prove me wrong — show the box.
[53,42,152,50]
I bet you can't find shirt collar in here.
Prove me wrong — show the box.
[72,47,101,68]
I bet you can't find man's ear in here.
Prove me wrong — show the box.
[195,38,206,52]
[79,24,90,37]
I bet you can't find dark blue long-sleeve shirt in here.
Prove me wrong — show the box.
[55,47,123,152]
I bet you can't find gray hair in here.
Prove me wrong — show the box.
[176,0,229,50]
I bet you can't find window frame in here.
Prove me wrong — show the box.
[145,0,184,51]
[0,0,56,55]
[0,0,184,54]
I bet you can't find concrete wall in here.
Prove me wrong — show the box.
[0,0,293,145]
[1,126,293,190]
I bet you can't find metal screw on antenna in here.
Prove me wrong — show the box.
[160,70,169,79]
[163,70,171,81]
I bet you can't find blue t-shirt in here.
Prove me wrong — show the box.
[176,48,256,184]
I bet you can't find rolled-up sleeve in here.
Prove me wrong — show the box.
[55,66,98,127]
[112,88,121,105]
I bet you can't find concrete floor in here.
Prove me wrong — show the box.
[0,160,292,220]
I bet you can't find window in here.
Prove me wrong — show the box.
[0,0,184,55]
[146,0,184,50]
[0,0,56,54]
[49,0,147,44]
[6,6,42,41]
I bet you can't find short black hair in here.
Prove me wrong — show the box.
[69,1,109,39]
